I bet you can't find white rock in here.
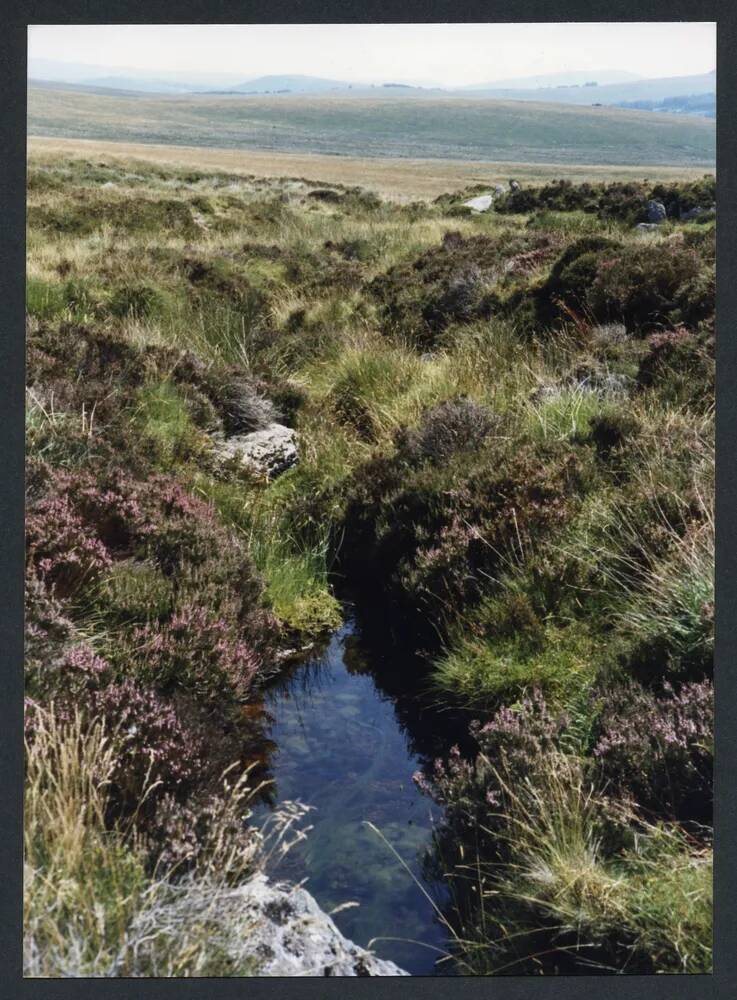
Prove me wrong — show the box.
[237,874,408,976]
[213,423,298,478]
[463,193,494,212]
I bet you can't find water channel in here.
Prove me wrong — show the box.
[253,612,472,975]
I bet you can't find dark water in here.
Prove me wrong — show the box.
[253,616,470,975]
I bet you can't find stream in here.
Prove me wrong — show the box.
[252,613,472,975]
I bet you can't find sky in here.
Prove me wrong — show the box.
[28,23,716,88]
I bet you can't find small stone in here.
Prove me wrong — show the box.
[680,205,707,222]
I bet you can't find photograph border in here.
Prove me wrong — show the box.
[2,2,734,998]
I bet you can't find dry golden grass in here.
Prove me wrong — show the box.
[27,136,710,202]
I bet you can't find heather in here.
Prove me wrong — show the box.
[26,153,713,975]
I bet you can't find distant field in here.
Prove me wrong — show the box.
[28,84,715,169]
[28,137,713,203]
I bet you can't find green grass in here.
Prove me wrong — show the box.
[440,753,712,975]
[24,704,306,977]
[433,624,598,709]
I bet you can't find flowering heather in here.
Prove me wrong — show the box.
[92,678,204,812]
[26,493,112,597]
[134,604,262,701]
[594,679,713,823]
[415,690,567,831]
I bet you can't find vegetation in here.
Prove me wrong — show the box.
[25,152,713,975]
[29,85,715,167]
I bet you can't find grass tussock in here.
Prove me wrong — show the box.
[24,704,310,977]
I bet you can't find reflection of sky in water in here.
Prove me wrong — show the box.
[252,621,456,975]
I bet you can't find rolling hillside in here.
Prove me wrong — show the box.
[28,84,715,167]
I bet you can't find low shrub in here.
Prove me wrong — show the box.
[219,376,279,435]
[109,283,166,320]
[395,398,499,465]
[91,678,205,816]
[133,604,262,701]
[593,679,713,823]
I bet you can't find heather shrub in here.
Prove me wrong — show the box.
[636,327,714,406]
[219,376,279,435]
[593,680,713,823]
[369,232,532,347]
[587,408,641,461]
[26,640,110,704]
[415,690,567,839]
[91,679,205,817]
[588,242,705,333]
[341,439,587,633]
[24,573,74,667]
[26,491,113,598]
[421,266,493,335]
[395,398,499,465]
[133,604,262,701]
[535,235,621,328]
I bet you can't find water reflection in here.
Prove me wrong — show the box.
[251,614,469,975]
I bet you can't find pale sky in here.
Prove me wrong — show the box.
[28,23,716,88]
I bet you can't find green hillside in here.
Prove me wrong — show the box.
[28,84,715,167]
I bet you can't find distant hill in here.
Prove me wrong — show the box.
[27,84,715,168]
[26,63,717,117]
[615,92,715,119]
[224,75,359,94]
[463,70,716,105]
[458,69,642,90]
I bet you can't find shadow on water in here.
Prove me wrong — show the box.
[250,603,475,975]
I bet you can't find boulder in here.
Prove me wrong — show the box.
[636,222,660,233]
[494,183,506,195]
[212,423,298,478]
[462,193,494,212]
[236,874,409,976]
[680,205,708,222]
[647,200,667,224]
[509,179,521,191]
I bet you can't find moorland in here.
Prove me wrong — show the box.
[28,84,716,167]
[24,146,714,976]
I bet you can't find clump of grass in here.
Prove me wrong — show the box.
[244,498,342,635]
[427,750,712,975]
[24,704,312,977]
[487,756,713,974]
[132,381,208,465]
[433,623,596,708]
